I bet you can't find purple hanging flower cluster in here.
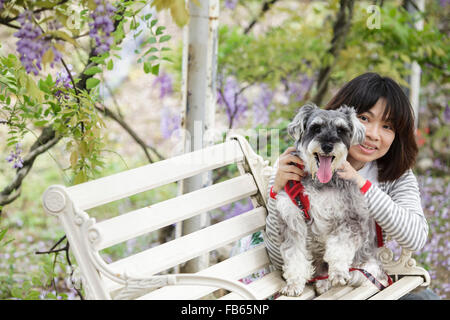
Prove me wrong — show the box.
[6,143,24,169]
[217,76,248,128]
[160,107,181,139]
[153,72,173,99]
[89,0,116,56]
[54,65,75,100]
[225,0,238,10]
[443,104,450,123]
[282,74,314,103]
[253,84,275,125]
[14,11,62,75]
[219,198,254,220]
[0,0,5,11]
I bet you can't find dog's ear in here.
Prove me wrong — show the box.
[287,103,318,141]
[337,105,366,145]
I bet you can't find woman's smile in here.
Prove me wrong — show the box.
[347,98,396,170]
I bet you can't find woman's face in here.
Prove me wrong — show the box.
[348,98,396,166]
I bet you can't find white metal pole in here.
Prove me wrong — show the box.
[180,0,219,273]
[408,0,424,129]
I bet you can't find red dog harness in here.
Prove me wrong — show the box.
[270,162,393,289]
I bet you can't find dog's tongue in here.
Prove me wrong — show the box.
[317,155,333,183]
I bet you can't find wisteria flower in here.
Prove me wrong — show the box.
[6,143,24,169]
[54,64,75,100]
[253,83,275,126]
[225,0,238,10]
[89,0,116,55]
[153,72,173,99]
[14,11,62,75]
[160,106,181,139]
[217,76,248,128]
[443,104,450,123]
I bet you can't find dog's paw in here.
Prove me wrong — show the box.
[314,279,332,295]
[328,268,351,286]
[280,283,305,297]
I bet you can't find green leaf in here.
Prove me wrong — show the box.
[155,26,165,35]
[50,30,79,47]
[84,66,103,76]
[151,64,160,76]
[107,60,114,70]
[34,120,48,127]
[147,37,157,45]
[159,35,171,43]
[86,78,100,89]
[143,62,151,74]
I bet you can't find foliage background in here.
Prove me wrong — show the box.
[0,0,448,299]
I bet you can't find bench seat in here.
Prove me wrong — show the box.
[43,134,430,300]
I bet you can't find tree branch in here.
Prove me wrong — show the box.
[244,0,280,34]
[0,126,62,207]
[312,0,355,106]
[94,102,165,163]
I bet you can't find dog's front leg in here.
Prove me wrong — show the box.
[323,232,358,286]
[280,228,314,296]
[277,195,314,296]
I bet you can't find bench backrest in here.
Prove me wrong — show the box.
[43,134,273,299]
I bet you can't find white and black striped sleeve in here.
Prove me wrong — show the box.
[363,169,429,252]
[264,159,284,270]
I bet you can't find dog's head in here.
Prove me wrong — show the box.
[288,103,365,183]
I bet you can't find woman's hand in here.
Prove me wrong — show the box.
[273,147,305,193]
[336,161,366,188]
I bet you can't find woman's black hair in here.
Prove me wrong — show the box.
[325,72,418,182]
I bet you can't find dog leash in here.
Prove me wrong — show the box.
[308,268,393,290]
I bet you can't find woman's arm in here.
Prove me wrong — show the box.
[264,148,305,270]
[264,159,285,270]
[364,169,429,252]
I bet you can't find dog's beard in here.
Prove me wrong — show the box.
[300,141,348,183]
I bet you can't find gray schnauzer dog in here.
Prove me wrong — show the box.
[276,103,387,296]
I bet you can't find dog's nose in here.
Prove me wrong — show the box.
[321,143,333,154]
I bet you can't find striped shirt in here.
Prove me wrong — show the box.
[264,158,429,270]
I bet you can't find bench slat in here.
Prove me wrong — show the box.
[314,286,354,300]
[66,140,244,210]
[135,245,270,300]
[338,284,380,300]
[368,276,424,300]
[93,174,258,250]
[220,271,285,300]
[104,207,267,291]
[276,286,316,300]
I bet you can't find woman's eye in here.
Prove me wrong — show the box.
[358,115,368,121]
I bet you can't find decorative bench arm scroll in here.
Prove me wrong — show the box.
[85,219,258,300]
[43,185,258,300]
[377,245,431,286]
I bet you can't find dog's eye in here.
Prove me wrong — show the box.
[310,125,321,133]
[337,127,346,135]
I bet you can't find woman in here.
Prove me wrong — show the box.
[265,72,439,299]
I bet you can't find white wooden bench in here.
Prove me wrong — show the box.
[42,134,430,300]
